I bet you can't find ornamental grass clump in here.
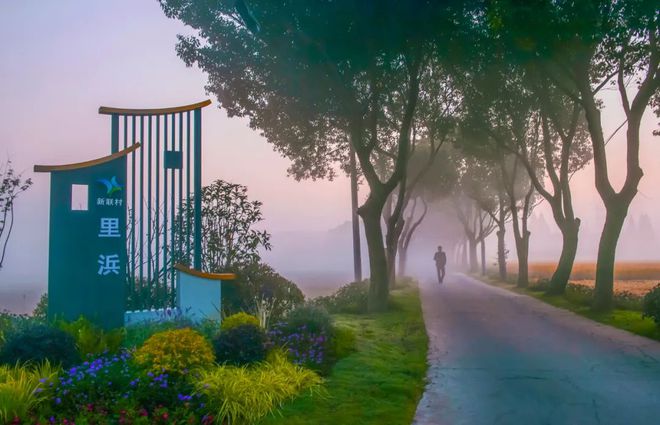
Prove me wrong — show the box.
[0,361,59,423]
[134,328,214,374]
[195,351,323,425]
[57,316,124,357]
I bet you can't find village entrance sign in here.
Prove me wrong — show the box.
[35,100,234,329]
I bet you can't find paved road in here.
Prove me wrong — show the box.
[413,273,660,425]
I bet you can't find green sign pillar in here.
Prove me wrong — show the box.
[36,145,139,329]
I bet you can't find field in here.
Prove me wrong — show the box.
[508,262,660,296]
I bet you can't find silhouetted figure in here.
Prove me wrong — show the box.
[434,245,447,284]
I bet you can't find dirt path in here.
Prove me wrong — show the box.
[413,273,660,425]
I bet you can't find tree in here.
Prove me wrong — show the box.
[489,0,659,308]
[380,58,462,285]
[460,40,592,292]
[500,154,537,288]
[397,146,458,277]
[160,0,470,311]
[452,156,497,274]
[175,180,271,273]
[0,159,32,270]
[517,91,592,294]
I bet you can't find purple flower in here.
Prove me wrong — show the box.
[55,397,62,405]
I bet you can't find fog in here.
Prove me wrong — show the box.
[1,1,659,314]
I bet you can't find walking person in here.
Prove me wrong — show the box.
[434,245,447,284]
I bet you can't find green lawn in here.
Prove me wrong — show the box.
[260,285,429,425]
[478,274,660,341]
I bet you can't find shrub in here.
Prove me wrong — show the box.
[0,361,59,423]
[565,283,593,306]
[642,284,660,325]
[283,304,334,335]
[315,281,369,314]
[614,290,643,311]
[123,311,195,349]
[195,351,322,425]
[56,317,124,357]
[224,263,304,323]
[530,278,551,292]
[221,312,260,332]
[0,324,79,367]
[134,328,214,374]
[196,318,222,341]
[32,293,48,321]
[268,305,337,374]
[213,324,266,366]
[0,311,34,350]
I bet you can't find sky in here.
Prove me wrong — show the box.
[0,1,659,298]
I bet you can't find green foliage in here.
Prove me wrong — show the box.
[282,304,334,336]
[330,326,357,360]
[123,314,195,349]
[529,278,551,292]
[0,311,34,350]
[565,283,594,306]
[315,281,369,314]
[224,263,304,324]
[0,361,59,423]
[196,317,222,341]
[213,324,266,366]
[0,324,79,367]
[56,317,124,357]
[195,351,323,425]
[221,312,260,332]
[175,179,271,272]
[642,285,660,326]
[564,283,643,311]
[134,328,215,374]
[268,305,337,374]
[32,293,48,321]
[262,286,428,425]
[47,351,208,422]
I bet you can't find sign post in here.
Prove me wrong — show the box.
[35,144,139,329]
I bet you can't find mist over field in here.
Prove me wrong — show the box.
[1,1,659,315]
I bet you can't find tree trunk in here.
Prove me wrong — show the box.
[349,146,362,282]
[593,206,627,311]
[359,200,389,312]
[515,232,530,288]
[398,244,408,277]
[496,224,507,281]
[385,224,401,289]
[461,238,468,270]
[480,236,486,276]
[468,237,478,273]
[547,219,580,294]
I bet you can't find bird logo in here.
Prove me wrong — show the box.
[98,176,122,196]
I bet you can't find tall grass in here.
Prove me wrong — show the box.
[196,351,323,424]
[0,361,60,422]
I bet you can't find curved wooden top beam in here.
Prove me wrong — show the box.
[34,144,141,173]
[174,263,237,281]
[98,99,212,116]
